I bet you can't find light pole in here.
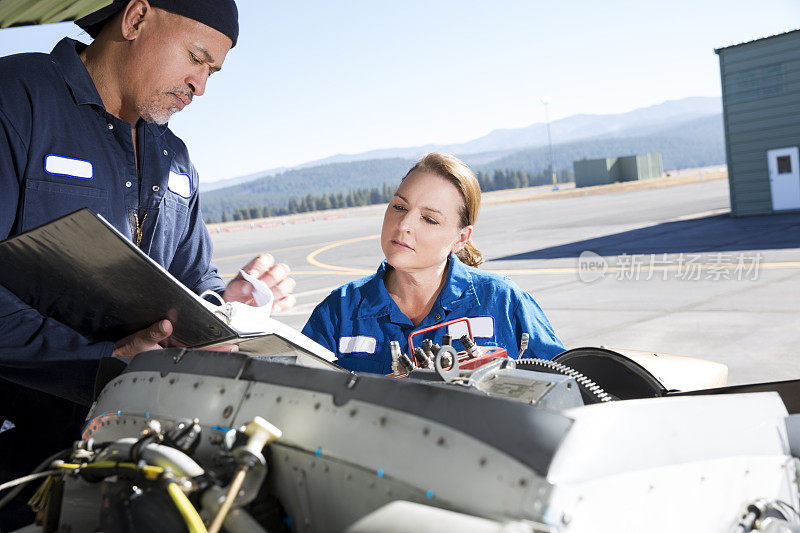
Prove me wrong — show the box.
[541,97,558,191]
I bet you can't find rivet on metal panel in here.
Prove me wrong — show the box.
[276,396,281,403]
[220,388,226,395]
[346,374,358,389]
[479,458,487,467]
[422,427,429,436]
[519,479,527,487]
[193,382,200,389]
[314,403,320,410]
[169,378,175,384]
[436,437,445,446]
[222,405,233,418]
[349,409,357,417]
[379,417,387,426]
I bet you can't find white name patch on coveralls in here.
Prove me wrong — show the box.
[168,171,192,198]
[448,316,495,339]
[44,154,93,180]
[339,336,377,354]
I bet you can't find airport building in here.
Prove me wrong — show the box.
[573,153,663,188]
[716,29,800,216]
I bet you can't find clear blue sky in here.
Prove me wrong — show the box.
[1,0,798,182]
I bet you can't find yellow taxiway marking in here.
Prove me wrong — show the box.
[220,230,800,279]
[224,261,800,280]
[305,234,379,275]
[302,234,800,276]
[214,241,325,262]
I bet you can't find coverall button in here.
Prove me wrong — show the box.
[152,185,159,192]
[163,149,168,156]
[107,123,113,130]
[125,181,132,187]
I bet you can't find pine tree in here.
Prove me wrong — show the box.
[493,169,506,190]
[369,187,382,204]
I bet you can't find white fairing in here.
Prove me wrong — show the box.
[545,392,797,532]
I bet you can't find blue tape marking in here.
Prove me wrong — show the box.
[146,412,150,419]
[426,490,434,499]
[315,447,322,457]
[102,412,105,418]
[168,170,193,198]
[212,426,231,432]
[377,469,384,477]
[43,153,94,180]
[117,410,121,416]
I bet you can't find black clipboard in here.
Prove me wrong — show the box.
[0,208,237,347]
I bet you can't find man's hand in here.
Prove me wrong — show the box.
[113,319,172,361]
[223,253,296,312]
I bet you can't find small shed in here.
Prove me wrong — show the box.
[573,153,663,188]
[715,29,800,216]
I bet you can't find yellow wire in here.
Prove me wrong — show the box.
[56,462,164,480]
[57,462,206,533]
[167,482,208,533]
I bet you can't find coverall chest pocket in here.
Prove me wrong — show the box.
[21,179,109,232]
[159,191,191,244]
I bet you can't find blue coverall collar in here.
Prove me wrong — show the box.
[51,38,170,138]
[51,38,105,108]
[357,254,480,321]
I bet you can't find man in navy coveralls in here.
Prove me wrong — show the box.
[0,1,295,527]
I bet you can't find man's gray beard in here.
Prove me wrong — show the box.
[137,100,178,125]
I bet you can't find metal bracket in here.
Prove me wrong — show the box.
[434,345,460,383]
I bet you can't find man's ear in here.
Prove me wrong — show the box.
[120,0,151,41]
[452,225,473,253]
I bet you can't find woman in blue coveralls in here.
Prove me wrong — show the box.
[302,152,564,374]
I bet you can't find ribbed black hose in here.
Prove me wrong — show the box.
[515,358,615,404]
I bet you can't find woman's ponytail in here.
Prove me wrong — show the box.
[457,240,484,267]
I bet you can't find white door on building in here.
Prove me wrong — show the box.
[767,147,800,211]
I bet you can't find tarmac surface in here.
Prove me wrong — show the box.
[209,173,800,386]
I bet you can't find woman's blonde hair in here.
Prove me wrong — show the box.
[403,152,484,267]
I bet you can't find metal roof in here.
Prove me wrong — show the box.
[0,0,108,29]
[715,28,800,53]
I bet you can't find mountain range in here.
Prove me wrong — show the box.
[200,97,725,222]
[202,96,721,192]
